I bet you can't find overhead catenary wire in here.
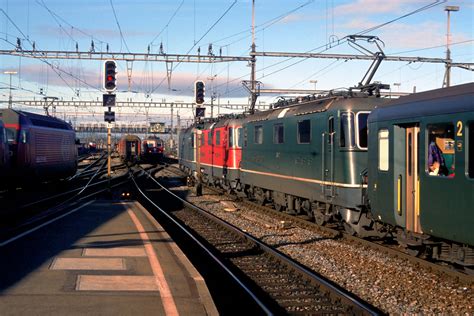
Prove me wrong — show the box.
[148,0,238,95]
[0,10,104,123]
[35,0,109,48]
[217,0,449,96]
[391,39,474,55]
[109,0,130,53]
[148,0,185,49]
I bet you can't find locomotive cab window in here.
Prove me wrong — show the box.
[20,130,28,144]
[273,123,284,144]
[6,128,15,144]
[208,131,212,145]
[200,132,205,146]
[328,117,334,144]
[469,123,474,178]
[378,130,389,171]
[228,127,234,147]
[237,128,243,148]
[215,130,221,146]
[356,112,370,149]
[254,125,263,144]
[427,123,455,177]
[340,112,355,148]
[298,119,311,144]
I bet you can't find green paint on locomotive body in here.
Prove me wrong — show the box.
[241,94,389,210]
[368,83,474,246]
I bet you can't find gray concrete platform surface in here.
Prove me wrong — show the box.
[0,200,217,316]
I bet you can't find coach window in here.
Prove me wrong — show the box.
[228,127,234,147]
[468,123,473,178]
[427,123,454,177]
[273,123,284,144]
[378,130,389,171]
[216,130,221,146]
[298,119,311,144]
[356,112,370,149]
[254,125,263,144]
[340,112,355,148]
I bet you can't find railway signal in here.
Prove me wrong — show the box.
[195,107,205,118]
[104,60,117,92]
[194,80,205,105]
[104,111,115,123]
[103,93,116,107]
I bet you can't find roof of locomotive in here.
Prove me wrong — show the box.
[0,109,73,131]
[119,134,141,142]
[369,82,474,123]
[244,93,389,123]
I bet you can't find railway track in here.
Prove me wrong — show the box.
[0,156,131,239]
[150,163,473,313]
[132,165,381,315]
[163,162,473,280]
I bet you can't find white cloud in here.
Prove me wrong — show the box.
[2,64,248,97]
[335,0,429,15]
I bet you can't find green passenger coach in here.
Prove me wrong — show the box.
[368,83,474,265]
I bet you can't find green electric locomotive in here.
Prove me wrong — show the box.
[239,92,390,225]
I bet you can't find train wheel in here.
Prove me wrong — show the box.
[254,188,266,205]
[302,200,313,219]
[343,221,356,236]
[314,211,327,226]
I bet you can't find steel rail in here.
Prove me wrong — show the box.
[131,170,274,315]
[136,166,381,315]
[69,152,107,181]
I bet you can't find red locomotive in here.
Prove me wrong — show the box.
[180,116,243,191]
[0,109,77,184]
[141,137,164,162]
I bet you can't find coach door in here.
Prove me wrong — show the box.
[404,126,421,233]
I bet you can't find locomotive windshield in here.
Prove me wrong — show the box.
[357,112,370,149]
[228,127,234,147]
[340,111,370,150]
[340,112,355,148]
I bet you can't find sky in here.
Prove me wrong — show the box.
[0,0,473,125]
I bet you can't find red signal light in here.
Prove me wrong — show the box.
[104,60,117,92]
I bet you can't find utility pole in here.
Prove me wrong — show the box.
[249,0,257,113]
[170,103,174,148]
[443,5,459,88]
[4,71,17,109]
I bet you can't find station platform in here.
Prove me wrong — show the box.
[0,200,217,316]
